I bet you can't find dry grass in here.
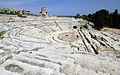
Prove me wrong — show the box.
[102,27,120,33]
[98,47,114,51]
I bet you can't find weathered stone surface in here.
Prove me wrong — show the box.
[0,14,120,75]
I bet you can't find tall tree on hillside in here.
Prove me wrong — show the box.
[117,14,120,28]
[112,9,119,28]
[92,9,111,30]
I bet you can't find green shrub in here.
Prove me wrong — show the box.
[18,14,26,18]
[83,24,88,29]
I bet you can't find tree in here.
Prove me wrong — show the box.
[91,9,110,30]
[118,14,120,28]
[75,14,80,19]
[111,9,119,28]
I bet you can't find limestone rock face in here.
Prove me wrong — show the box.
[0,14,120,75]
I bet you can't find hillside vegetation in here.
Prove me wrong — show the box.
[82,9,120,30]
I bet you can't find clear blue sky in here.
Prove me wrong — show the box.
[0,0,119,16]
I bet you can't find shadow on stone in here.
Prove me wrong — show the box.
[5,64,24,73]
